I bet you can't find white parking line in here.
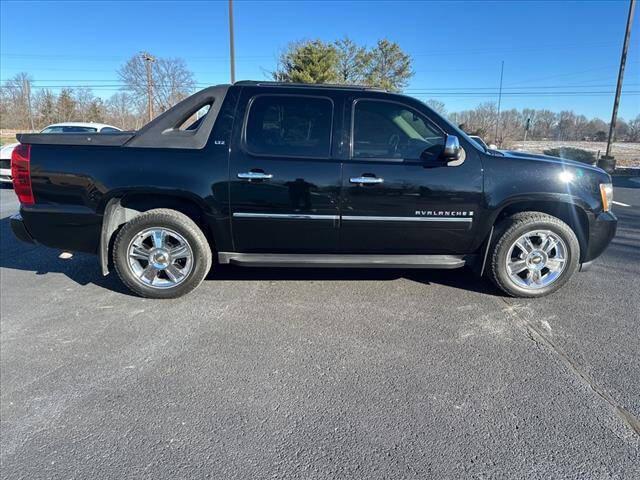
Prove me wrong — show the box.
[612,201,631,207]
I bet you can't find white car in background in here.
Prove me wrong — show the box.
[0,122,122,183]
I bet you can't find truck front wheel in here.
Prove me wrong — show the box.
[112,209,212,299]
[489,212,580,298]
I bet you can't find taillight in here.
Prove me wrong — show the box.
[11,144,34,205]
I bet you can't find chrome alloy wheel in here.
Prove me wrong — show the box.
[505,230,567,290]
[126,227,193,289]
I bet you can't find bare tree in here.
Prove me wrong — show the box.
[118,52,196,117]
[1,72,34,129]
[106,92,142,130]
[74,87,95,122]
[627,115,640,142]
[453,102,497,138]
[33,89,57,127]
[533,110,556,139]
[426,99,446,116]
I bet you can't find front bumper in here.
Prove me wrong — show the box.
[583,211,617,263]
[10,213,35,244]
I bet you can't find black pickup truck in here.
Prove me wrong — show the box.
[10,81,616,298]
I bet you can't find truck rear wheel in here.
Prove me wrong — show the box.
[488,212,580,298]
[113,209,212,299]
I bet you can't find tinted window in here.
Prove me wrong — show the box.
[352,100,444,160]
[100,127,121,133]
[246,96,332,157]
[41,126,98,133]
[179,103,212,131]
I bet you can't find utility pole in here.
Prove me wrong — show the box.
[495,60,504,146]
[141,52,156,122]
[23,77,34,130]
[601,0,636,172]
[228,0,236,83]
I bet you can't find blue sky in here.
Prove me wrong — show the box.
[1,0,638,119]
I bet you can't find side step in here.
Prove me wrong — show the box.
[217,253,466,269]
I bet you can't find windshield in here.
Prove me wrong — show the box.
[41,126,98,133]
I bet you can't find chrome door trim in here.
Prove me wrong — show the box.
[350,176,384,184]
[233,212,339,220]
[237,171,273,180]
[341,215,472,223]
[233,213,472,222]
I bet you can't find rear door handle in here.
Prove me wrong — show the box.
[237,171,273,180]
[350,176,384,184]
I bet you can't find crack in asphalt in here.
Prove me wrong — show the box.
[499,297,640,438]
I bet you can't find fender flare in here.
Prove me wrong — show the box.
[98,198,141,275]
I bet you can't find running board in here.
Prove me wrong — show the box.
[217,253,466,269]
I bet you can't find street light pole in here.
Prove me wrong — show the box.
[141,52,156,122]
[228,0,236,84]
[602,0,636,171]
[495,60,504,146]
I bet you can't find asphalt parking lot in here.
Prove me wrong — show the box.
[1,180,639,479]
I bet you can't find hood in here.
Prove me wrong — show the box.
[500,149,605,174]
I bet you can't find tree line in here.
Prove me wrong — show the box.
[1,42,638,145]
[447,102,640,145]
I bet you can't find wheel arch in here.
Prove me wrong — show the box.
[491,199,590,262]
[98,192,214,275]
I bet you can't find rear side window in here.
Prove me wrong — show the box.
[245,95,332,158]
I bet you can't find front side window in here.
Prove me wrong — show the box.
[352,100,445,160]
[245,95,332,157]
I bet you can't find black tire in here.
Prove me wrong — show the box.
[488,212,580,298]
[113,209,212,299]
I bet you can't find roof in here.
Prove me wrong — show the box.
[234,80,387,92]
[44,122,122,130]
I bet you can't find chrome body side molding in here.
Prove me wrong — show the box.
[232,212,339,220]
[341,215,472,223]
[232,213,473,223]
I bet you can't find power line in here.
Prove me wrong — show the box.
[0,40,621,61]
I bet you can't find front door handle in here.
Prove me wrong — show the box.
[237,171,273,180]
[350,176,384,185]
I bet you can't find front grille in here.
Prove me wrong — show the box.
[0,159,10,169]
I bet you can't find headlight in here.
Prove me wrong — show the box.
[600,183,613,212]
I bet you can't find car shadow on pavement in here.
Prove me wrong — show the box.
[207,262,501,296]
[0,217,499,297]
[0,217,134,296]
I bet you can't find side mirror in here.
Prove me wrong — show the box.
[442,135,461,161]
